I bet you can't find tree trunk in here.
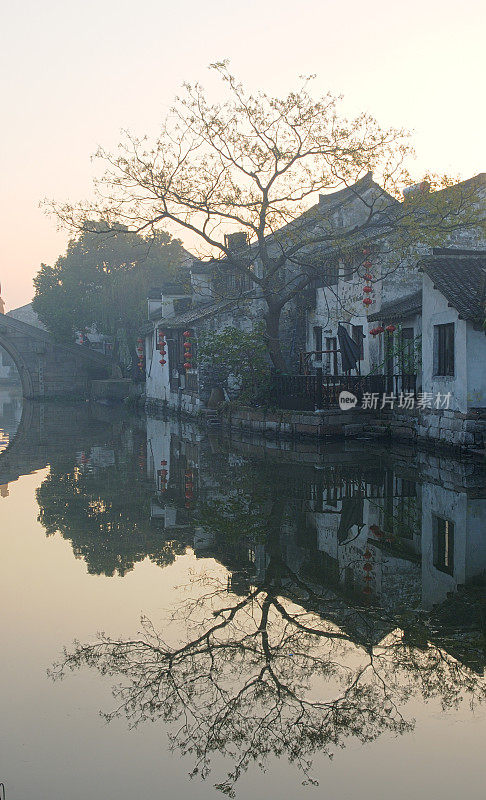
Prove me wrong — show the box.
[264,304,287,373]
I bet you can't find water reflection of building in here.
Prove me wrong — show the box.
[146,416,202,543]
[0,385,23,454]
[421,479,486,609]
[0,345,22,385]
[145,420,486,613]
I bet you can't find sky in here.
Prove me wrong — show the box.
[1,0,484,310]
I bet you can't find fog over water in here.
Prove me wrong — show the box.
[0,393,485,799]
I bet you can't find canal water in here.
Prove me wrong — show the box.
[1,392,485,800]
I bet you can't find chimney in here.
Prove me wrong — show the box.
[147,288,163,319]
[224,232,249,252]
[190,260,214,304]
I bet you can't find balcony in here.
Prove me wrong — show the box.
[269,373,417,411]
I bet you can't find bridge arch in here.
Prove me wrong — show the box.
[0,333,34,398]
[0,314,112,399]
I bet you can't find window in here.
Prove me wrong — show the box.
[434,323,454,376]
[433,516,454,575]
[313,326,322,358]
[352,325,364,359]
[342,258,354,282]
[225,272,252,294]
[400,327,414,373]
[325,261,339,286]
[310,260,338,289]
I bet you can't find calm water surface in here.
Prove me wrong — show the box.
[1,392,485,800]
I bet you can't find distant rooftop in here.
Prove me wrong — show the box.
[7,303,46,330]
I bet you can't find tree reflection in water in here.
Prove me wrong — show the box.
[36,433,190,576]
[50,444,486,795]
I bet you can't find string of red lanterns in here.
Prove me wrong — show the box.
[136,337,145,372]
[183,330,193,370]
[158,458,168,492]
[158,330,167,366]
[184,468,194,508]
[369,324,396,336]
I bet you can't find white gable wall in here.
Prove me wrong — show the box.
[466,325,486,409]
[145,327,171,402]
[421,274,468,413]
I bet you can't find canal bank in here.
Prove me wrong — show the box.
[144,397,486,456]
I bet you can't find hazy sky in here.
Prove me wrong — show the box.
[1,0,484,309]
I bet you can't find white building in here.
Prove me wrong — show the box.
[419,249,486,414]
[305,174,485,383]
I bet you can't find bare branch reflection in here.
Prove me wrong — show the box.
[51,555,485,795]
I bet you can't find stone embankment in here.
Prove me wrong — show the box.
[144,396,486,455]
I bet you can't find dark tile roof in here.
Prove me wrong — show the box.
[368,290,422,322]
[161,298,236,326]
[419,249,486,324]
[140,291,257,334]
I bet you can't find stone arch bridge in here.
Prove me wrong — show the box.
[0,314,112,398]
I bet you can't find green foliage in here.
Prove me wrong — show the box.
[33,222,187,371]
[198,323,270,402]
[369,328,422,375]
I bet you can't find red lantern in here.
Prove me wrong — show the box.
[363,260,372,270]
[183,330,191,338]
[369,524,380,533]
[364,273,373,280]
[363,297,372,307]
[363,285,372,293]
[362,246,371,256]
[375,326,385,334]
[369,328,379,336]
[385,324,396,333]
[184,342,191,349]
[364,550,372,559]
[161,460,167,465]
[183,362,191,369]
[159,359,166,365]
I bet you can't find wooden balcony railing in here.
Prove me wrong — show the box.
[269,373,417,411]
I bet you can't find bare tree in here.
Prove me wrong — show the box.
[48,62,484,371]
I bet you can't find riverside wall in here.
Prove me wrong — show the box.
[144,397,486,455]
